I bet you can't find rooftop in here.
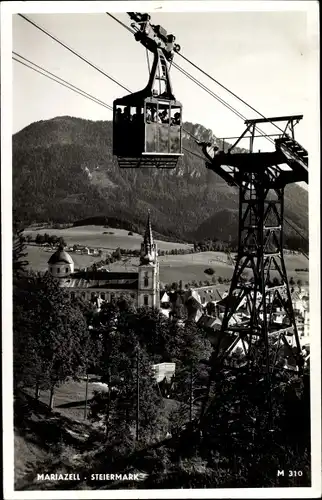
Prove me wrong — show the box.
[60,271,139,290]
[48,247,74,265]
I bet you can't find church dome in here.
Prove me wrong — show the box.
[48,246,73,265]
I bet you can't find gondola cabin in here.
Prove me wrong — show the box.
[112,13,183,169]
[113,96,183,168]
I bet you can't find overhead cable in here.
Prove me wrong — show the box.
[105,12,276,145]
[18,13,131,93]
[13,56,113,111]
[14,55,308,257]
[177,51,286,134]
[284,217,309,246]
[13,52,113,110]
[106,12,135,33]
[12,53,204,160]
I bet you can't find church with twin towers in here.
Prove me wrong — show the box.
[47,212,160,308]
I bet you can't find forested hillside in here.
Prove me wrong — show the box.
[13,116,308,247]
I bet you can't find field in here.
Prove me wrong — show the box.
[26,245,104,273]
[159,252,235,285]
[34,378,107,422]
[24,226,193,252]
[25,234,309,288]
[160,252,309,286]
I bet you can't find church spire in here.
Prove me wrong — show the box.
[144,210,154,254]
[140,210,157,265]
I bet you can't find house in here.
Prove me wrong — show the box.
[152,362,176,384]
[160,291,170,308]
[291,289,309,317]
[88,248,100,256]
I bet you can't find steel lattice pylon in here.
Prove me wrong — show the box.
[199,114,308,375]
[219,174,303,372]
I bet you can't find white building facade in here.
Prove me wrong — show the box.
[47,213,160,309]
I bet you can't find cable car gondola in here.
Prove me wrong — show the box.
[113,13,183,169]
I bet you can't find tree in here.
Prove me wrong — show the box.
[129,307,172,363]
[48,234,58,247]
[195,366,311,487]
[13,277,44,395]
[289,276,295,286]
[35,234,45,245]
[13,220,28,280]
[57,236,66,247]
[90,312,166,445]
[175,321,211,369]
[112,247,122,261]
[204,268,215,276]
[91,262,98,273]
[13,274,92,407]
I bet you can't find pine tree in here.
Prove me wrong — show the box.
[12,219,28,280]
[13,273,93,407]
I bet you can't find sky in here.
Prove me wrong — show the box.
[11,5,317,153]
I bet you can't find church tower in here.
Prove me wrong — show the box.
[138,211,160,308]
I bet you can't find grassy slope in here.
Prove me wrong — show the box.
[36,379,106,421]
[24,226,192,250]
[25,227,309,285]
[14,382,175,491]
[14,390,94,490]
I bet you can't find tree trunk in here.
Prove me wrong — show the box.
[49,386,55,410]
[189,365,193,423]
[136,349,140,441]
[84,372,89,420]
[105,368,111,438]
[35,383,40,400]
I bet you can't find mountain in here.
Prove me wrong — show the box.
[12,116,308,247]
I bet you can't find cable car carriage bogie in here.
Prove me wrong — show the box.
[113,13,183,169]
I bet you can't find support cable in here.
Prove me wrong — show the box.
[19,12,271,146]
[18,13,201,144]
[13,52,113,110]
[283,217,309,258]
[13,53,204,162]
[18,13,131,93]
[13,56,113,111]
[173,62,247,122]
[106,12,135,34]
[173,62,275,145]
[177,51,286,135]
[105,12,276,145]
[183,147,208,162]
[14,57,308,256]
